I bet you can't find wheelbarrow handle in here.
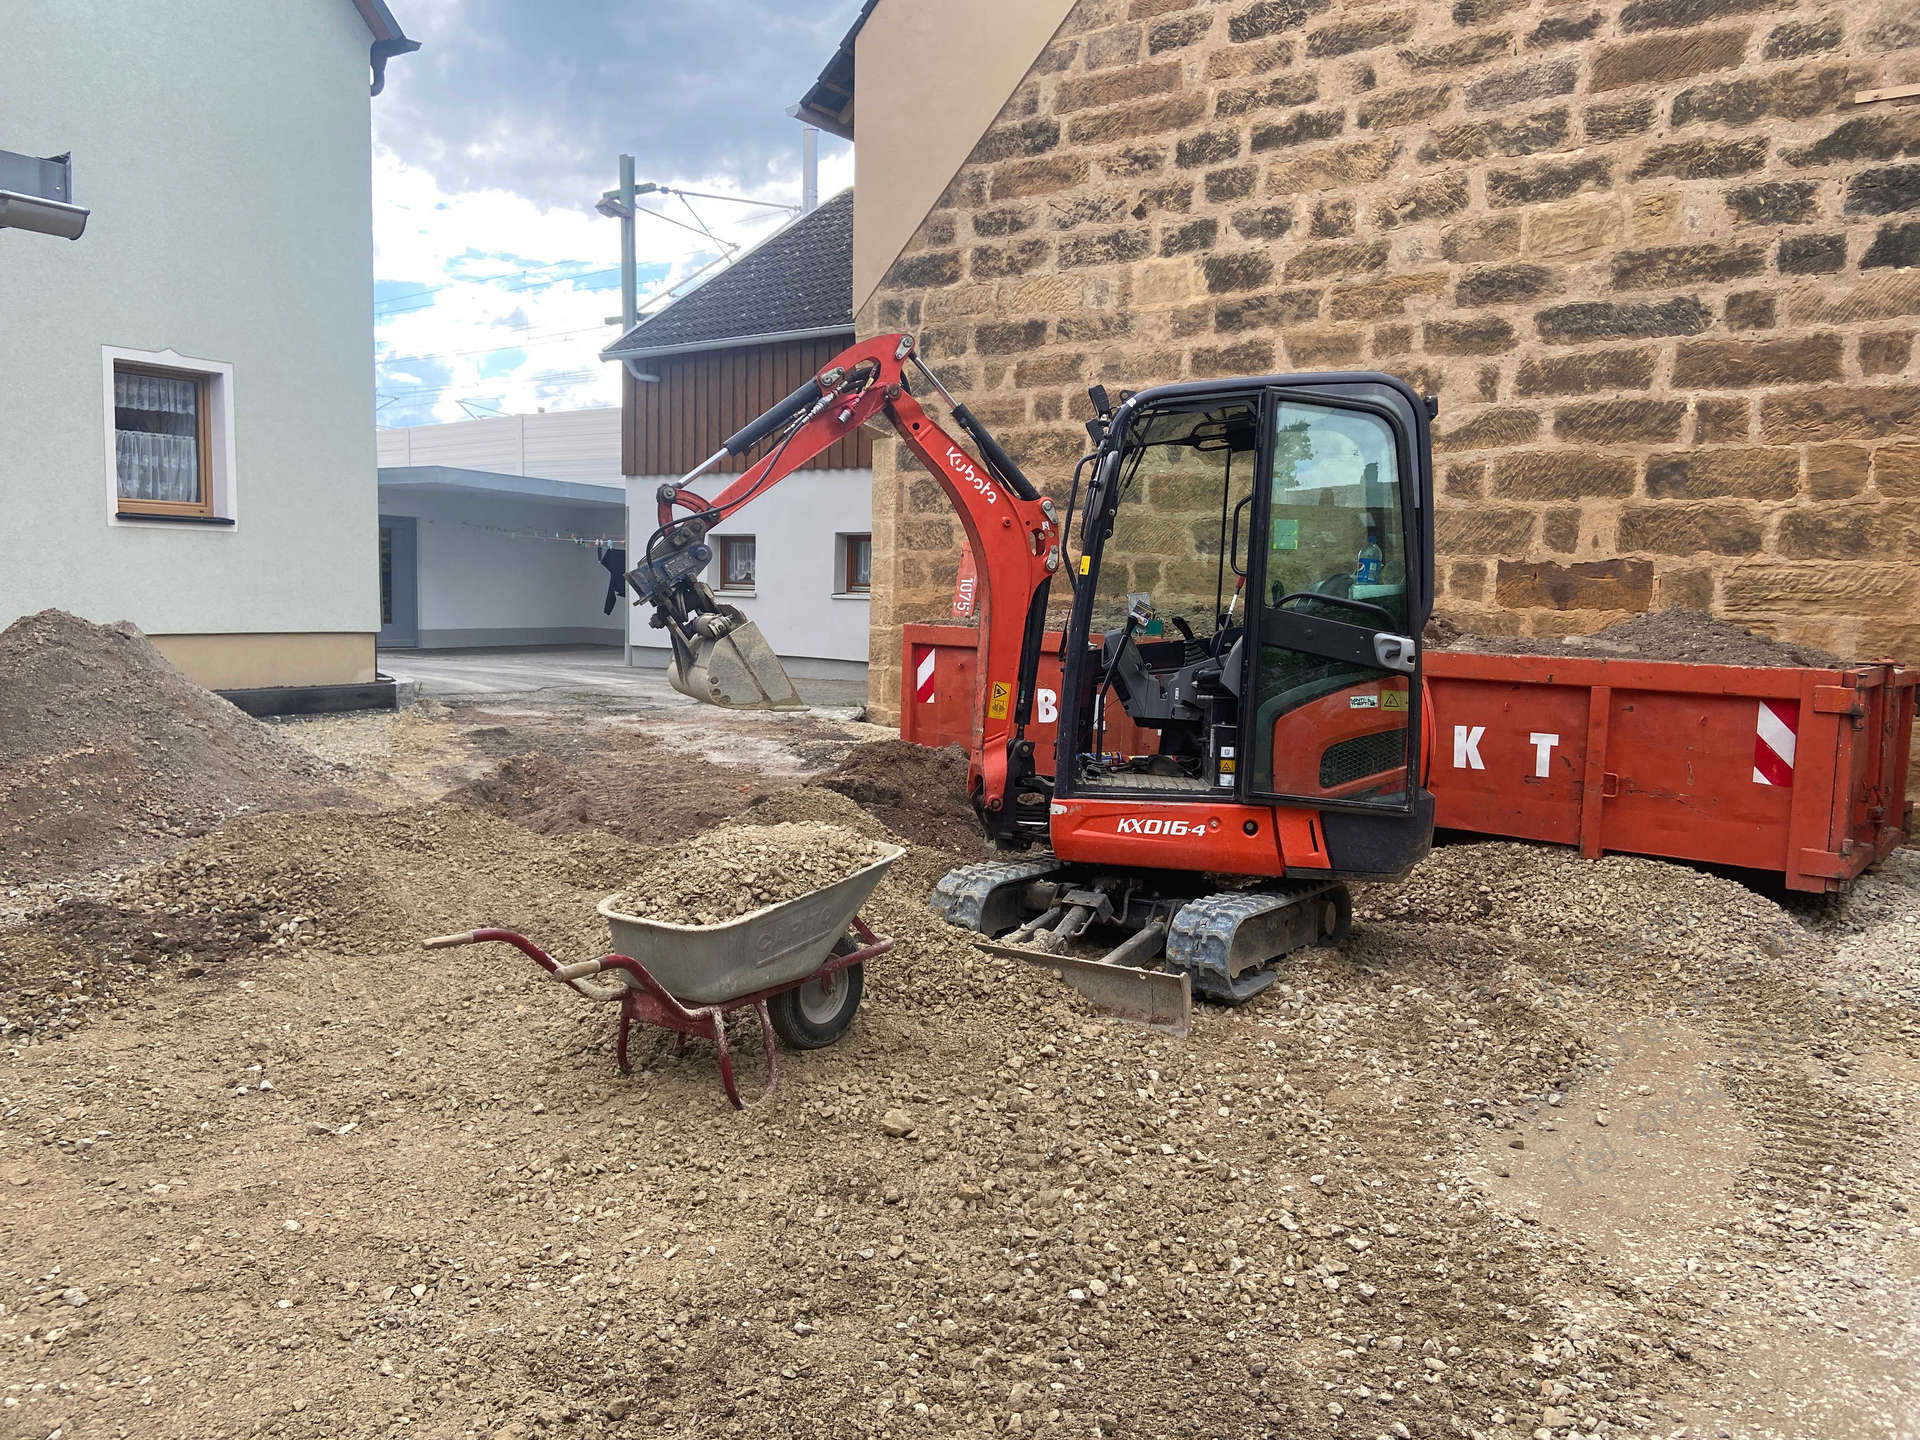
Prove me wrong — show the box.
[421,931,480,949]
[554,959,606,982]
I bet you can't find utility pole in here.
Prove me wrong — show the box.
[801,127,818,214]
[616,153,637,331]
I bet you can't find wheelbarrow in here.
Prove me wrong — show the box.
[422,842,905,1109]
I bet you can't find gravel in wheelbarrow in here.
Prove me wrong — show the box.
[422,839,905,1108]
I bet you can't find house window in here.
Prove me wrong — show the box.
[717,535,755,591]
[113,363,213,516]
[843,533,872,593]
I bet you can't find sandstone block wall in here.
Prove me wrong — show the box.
[858,0,1920,723]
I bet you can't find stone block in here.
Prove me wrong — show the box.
[1496,558,1655,610]
[1375,173,1470,228]
[1206,166,1257,202]
[1774,503,1920,560]
[1421,107,1570,163]
[1616,503,1765,554]
[1131,261,1196,307]
[1251,109,1347,152]
[1784,111,1920,168]
[1465,58,1579,111]
[1655,565,1716,609]
[1620,0,1782,34]
[1286,330,1365,366]
[1433,407,1541,452]
[1671,334,1842,389]
[1778,233,1847,275]
[1436,508,1537,555]
[1282,239,1388,281]
[973,206,1035,238]
[1761,386,1920,441]
[1529,12,1602,46]
[1863,220,1920,271]
[1725,181,1819,225]
[1231,205,1296,240]
[1101,144,1169,179]
[1424,317,1517,354]
[1784,273,1920,325]
[1059,229,1152,269]
[1491,452,1637,499]
[1215,288,1322,330]
[1644,447,1798,500]
[885,251,962,288]
[1861,330,1914,377]
[1176,129,1241,168]
[1610,243,1766,291]
[1669,62,1850,128]
[973,118,1064,164]
[1328,271,1448,320]
[1764,17,1841,59]
[971,239,1052,279]
[1444,462,1486,497]
[1067,92,1209,146]
[1137,181,1194,214]
[1214,72,1320,118]
[1086,23,1143,69]
[1442,215,1522,262]
[1191,339,1278,375]
[1586,97,1656,142]
[991,156,1089,201]
[1723,291,1776,330]
[1310,198,1355,237]
[1872,442,1920,498]
[1454,0,1524,23]
[1515,348,1657,396]
[999,273,1084,314]
[1525,202,1625,260]
[1844,165,1920,217]
[1373,322,1413,356]
[1633,138,1769,181]
[1805,444,1870,499]
[1265,138,1400,191]
[1357,83,1454,131]
[1404,31,1514,70]
[1447,559,1489,600]
[1541,507,1580,552]
[1694,396,1751,443]
[1203,251,1275,292]
[1227,0,1328,44]
[1306,11,1414,57]
[1486,156,1612,208]
[1553,398,1688,443]
[1456,264,1562,308]
[1159,218,1219,256]
[1591,27,1751,92]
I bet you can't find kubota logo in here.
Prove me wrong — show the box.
[945,446,1000,505]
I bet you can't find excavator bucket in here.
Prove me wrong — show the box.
[668,615,806,710]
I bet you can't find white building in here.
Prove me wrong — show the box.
[0,1,415,704]
[376,411,626,650]
[602,191,872,680]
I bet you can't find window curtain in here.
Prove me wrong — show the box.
[114,371,201,502]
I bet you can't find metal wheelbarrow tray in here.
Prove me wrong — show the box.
[424,843,905,1108]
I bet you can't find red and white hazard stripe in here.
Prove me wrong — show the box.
[914,647,937,705]
[1752,698,1798,786]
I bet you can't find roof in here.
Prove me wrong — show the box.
[378,466,624,509]
[601,189,855,361]
[793,0,877,140]
[348,0,419,95]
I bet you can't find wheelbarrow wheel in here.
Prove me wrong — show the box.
[769,938,864,1050]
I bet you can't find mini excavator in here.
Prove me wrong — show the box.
[628,333,1436,1031]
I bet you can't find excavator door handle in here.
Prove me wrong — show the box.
[1373,632,1416,674]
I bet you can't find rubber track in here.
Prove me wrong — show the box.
[930,857,1064,932]
[1166,881,1345,998]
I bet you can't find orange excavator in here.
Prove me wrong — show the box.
[628,333,1437,1029]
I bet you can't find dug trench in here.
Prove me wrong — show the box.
[1,688,1917,1438]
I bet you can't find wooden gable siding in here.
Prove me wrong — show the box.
[621,334,872,477]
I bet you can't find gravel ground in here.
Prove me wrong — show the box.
[607,823,889,924]
[1,696,1915,1440]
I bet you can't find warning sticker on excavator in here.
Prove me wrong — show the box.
[1077,555,1090,575]
[1383,690,1408,711]
[987,682,1011,719]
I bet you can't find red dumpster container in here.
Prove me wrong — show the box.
[899,623,1916,894]
[1424,651,1914,893]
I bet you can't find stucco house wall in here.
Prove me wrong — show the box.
[851,0,1920,722]
[0,0,385,688]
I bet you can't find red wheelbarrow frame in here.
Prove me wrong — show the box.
[422,918,894,1109]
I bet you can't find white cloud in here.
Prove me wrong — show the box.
[373,142,855,427]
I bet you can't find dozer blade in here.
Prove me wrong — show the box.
[974,940,1192,1038]
[668,618,806,710]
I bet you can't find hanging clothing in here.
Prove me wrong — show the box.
[598,546,628,615]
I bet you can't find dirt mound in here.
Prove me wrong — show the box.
[1442,607,1843,668]
[444,745,763,845]
[811,739,991,852]
[608,822,889,924]
[0,609,335,886]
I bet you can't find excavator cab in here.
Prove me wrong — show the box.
[1053,374,1435,879]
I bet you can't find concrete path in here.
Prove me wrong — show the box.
[378,645,870,710]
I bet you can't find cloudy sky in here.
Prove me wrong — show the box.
[372,0,859,427]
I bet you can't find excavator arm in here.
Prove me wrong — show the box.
[626,332,1063,839]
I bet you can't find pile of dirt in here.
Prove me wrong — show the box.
[1441,607,1844,668]
[607,822,888,924]
[811,739,991,852]
[444,745,762,844]
[0,609,335,887]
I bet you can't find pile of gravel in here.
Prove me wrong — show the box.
[1439,607,1844,669]
[0,609,335,887]
[607,821,888,925]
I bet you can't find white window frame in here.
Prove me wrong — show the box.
[102,345,238,528]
